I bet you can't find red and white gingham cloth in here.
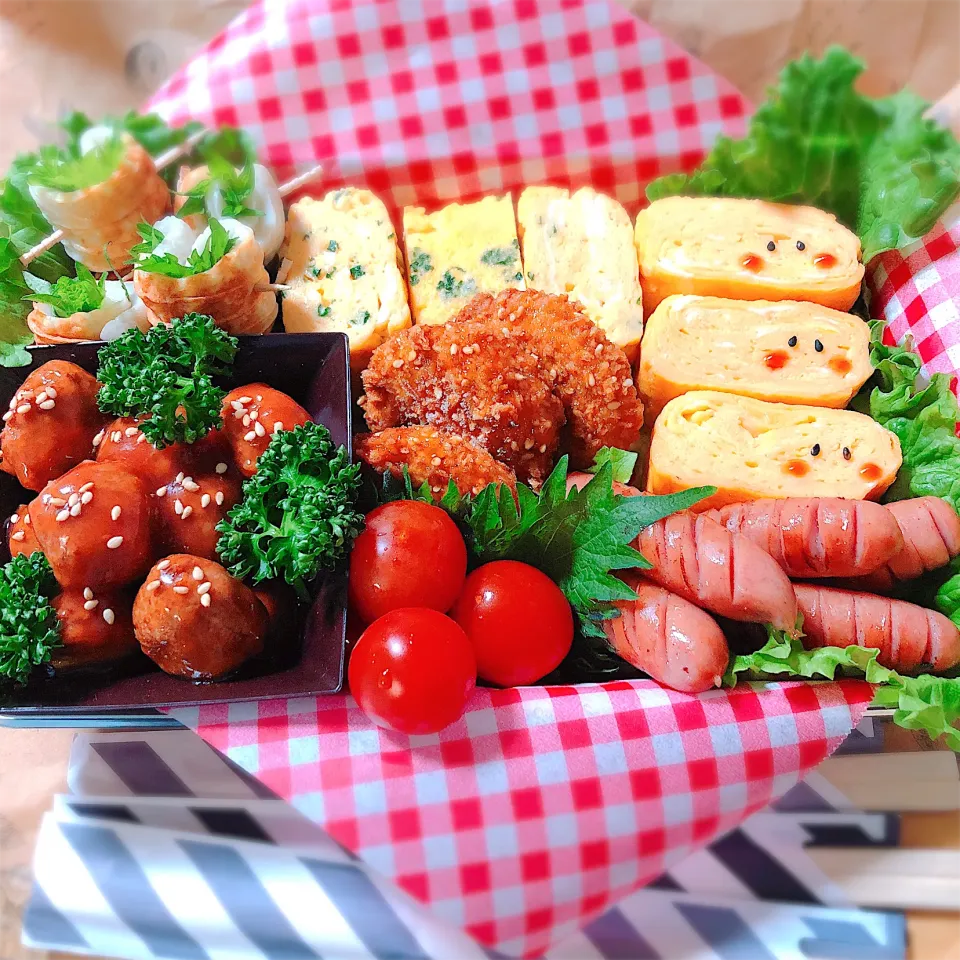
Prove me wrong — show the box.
[145,0,956,955]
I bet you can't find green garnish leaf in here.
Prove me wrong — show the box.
[854,320,960,512]
[177,147,262,222]
[0,553,60,684]
[436,268,477,300]
[216,421,364,598]
[936,571,960,629]
[586,447,638,485]
[136,218,237,279]
[130,220,166,258]
[724,622,960,750]
[29,139,125,193]
[480,246,518,267]
[408,249,433,285]
[647,47,960,262]
[0,238,36,365]
[351,310,371,326]
[24,263,105,318]
[96,313,238,447]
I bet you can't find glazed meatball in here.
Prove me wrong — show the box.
[6,504,42,558]
[0,361,106,491]
[49,588,137,671]
[96,416,198,490]
[133,554,268,679]
[153,468,242,560]
[221,384,311,477]
[30,460,153,589]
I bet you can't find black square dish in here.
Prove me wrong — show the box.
[0,332,351,714]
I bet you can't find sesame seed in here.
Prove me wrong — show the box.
[157,559,171,570]
[46,387,56,398]
[431,456,442,466]
[242,414,251,427]
[608,401,621,410]
[254,421,265,437]
[81,491,93,504]
[197,581,211,595]
[594,343,603,356]
[67,493,79,506]
[273,422,283,434]
[102,608,115,625]
[173,585,189,594]
[181,506,193,519]
[83,588,94,600]
[83,599,98,611]
[146,580,161,591]
[524,438,534,450]
[93,430,104,446]
[588,374,595,386]
[243,430,256,441]
[256,395,262,402]
[462,345,472,355]
[175,472,184,484]
[36,392,48,403]
[16,404,30,414]
[238,396,252,404]
[192,566,204,580]
[112,431,121,442]
[249,409,259,420]
[811,444,821,457]
[106,536,123,549]
[450,344,458,355]
[814,339,824,352]
[231,400,245,411]
[55,509,69,522]
[392,359,404,368]
[137,434,146,444]
[200,493,211,508]
[70,503,82,517]
[111,505,121,521]
[539,444,547,453]
[434,387,443,400]
[2,412,11,421]
[125,427,138,437]
[200,593,211,607]
[23,515,30,525]
[623,379,634,389]
[174,499,183,515]
[182,478,199,492]
[11,531,24,541]
[215,491,224,506]
[234,409,245,419]
[156,486,167,497]
[79,482,94,493]
[215,462,228,475]
[10,513,18,523]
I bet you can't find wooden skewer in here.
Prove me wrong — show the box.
[19,128,209,269]
[277,163,324,198]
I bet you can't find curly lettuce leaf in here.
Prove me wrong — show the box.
[936,568,960,629]
[647,47,960,262]
[0,239,35,367]
[586,447,638,484]
[725,624,960,749]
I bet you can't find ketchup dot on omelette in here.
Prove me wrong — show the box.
[860,462,883,482]
[764,350,789,370]
[783,459,810,477]
[814,253,837,269]
[829,355,853,375]
[740,254,764,272]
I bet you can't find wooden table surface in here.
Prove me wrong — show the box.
[1,2,958,957]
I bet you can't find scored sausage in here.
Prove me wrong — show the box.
[637,512,799,632]
[603,574,729,693]
[708,498,904,578]
[795,583,960,673]
[850,497,960,593]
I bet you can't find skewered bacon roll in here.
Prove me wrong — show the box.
[134,217,278,335]
[28,133,169,272]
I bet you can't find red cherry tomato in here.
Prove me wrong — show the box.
[452,560,574,687]
[348,501,467,623]
[348,608,476,734]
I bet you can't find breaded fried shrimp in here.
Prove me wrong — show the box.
[356,427,517,498]
[360,320,562,482]
[456,289,644,465]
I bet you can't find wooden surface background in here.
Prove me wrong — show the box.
[0,1,959,957]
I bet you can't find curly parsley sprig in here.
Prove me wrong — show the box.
[96,313,238,447]
[0,553,60,684]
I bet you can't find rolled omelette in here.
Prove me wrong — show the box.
[517,185,644,364]
[638,295,873,415]
[634,197,864,314]
[280,188,411,370]
[647,391,902,510]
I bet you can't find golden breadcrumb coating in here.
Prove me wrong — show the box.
[359,319,563,483]
[355,427,517,498]
[454,289,644,465]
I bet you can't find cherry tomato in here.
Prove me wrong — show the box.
[452,560,574,687]
[348,501,467,623]
[348,608,476,734]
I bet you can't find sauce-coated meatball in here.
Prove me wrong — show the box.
[1,361,106,490]
[6,503,41,558]
[31,460,153,589]
[221,384,311,477]
[50,588,137,671]
[133,554,268,679]
[154,468,242,560]
[96,416,198,490]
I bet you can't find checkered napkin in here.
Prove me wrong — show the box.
[137,0,936,956]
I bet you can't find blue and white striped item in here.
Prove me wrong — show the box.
[23,727,907,960]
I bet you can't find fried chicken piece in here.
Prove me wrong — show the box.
[455,289,644,466]
[360,320,562,483]
[356,427,517,498]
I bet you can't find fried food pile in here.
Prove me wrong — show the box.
[357,290,644,493]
